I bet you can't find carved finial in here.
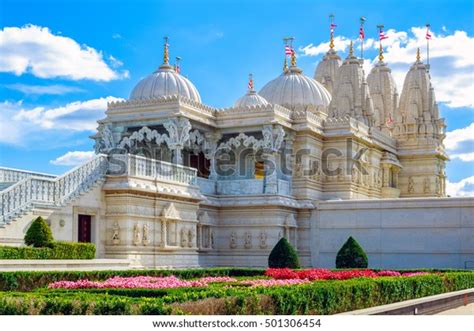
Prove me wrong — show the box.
[248,73,254,91]
[283,57,288,72]
[291,47,297,66]
[163,36,169,65]
[329,14,336,49]
[378,43,384,62]
[349,40,354,57]
[416,47,421,62]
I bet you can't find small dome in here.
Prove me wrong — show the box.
[234,90,269,108]
[259,66,331,109]
[129,64,201,102]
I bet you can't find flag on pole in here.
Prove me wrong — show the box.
[175,65,180,74]
[426,27,432,40]
[379,29,388,40]
[359,26,365,40]
[285,45,292,55]
[248,77,254,90]
[330,23,337,33]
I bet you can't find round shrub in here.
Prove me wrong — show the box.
[335,236,368,269]
[268,238,300,269]
[24,216,54,247]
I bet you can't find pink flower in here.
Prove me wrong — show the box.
[377,270,402,277]
[402,272,430,277]
[240,279,310,288]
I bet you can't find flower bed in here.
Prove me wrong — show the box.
[49,276,237,290]
[264,268,430,280]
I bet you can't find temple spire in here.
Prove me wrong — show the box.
[163,36,169,65]
[349,40,354,57]
[416,47,421,62]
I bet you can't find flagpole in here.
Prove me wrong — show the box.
[360,17,366,59]
[377,24,384,62]
[329,14,335,49]
[426,23,430,70]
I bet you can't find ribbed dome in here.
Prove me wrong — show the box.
[130,64,201,102]
[234,90,269,108]
[259,66,331,109]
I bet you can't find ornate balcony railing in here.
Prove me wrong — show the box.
[0,167,56,185]
[111,154,197,186]
[0,155,108,224]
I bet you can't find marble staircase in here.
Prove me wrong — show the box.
[0,155,108,228]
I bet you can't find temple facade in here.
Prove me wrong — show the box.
[0,38,472,269]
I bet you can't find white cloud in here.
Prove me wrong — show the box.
[50,151,95,166]
[300,36,352,57]
[300,26,474,108]
[444,123,474,151]
[446,176,474,197]
[4,83,84,95]
[0,96,123,146]
[450,152,474,162]
[0,24,128,81]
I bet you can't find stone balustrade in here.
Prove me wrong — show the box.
[0,167,56,184]
[112,154,197,186]
[0,155,108,224]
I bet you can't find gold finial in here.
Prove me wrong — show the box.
[163,36,169,65]
[329,14,335,49]
[378,43,384,62]
[416,47,421,62]
[349,40,354,57]
[291,48,297,66]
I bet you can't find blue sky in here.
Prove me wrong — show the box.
[0,0,473,195]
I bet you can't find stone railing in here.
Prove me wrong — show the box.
[112,154,197,186]
[0,155,108,224]
[0,167,56,184]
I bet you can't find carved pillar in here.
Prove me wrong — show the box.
[164,118,192,165]
[197,224,202,249]
[392,167,400,189]
[264,152,278,194]
[160,218,167,248]
[382,164,391,188]
[204,132,222,180]
[262,125,285,195]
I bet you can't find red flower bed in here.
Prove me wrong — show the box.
[265,268,428,281]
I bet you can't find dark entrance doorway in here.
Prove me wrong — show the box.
[78,214,92,243]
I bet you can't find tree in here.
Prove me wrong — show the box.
[335,236,368,268]
[24,216,54,247]
[268,238,300,269]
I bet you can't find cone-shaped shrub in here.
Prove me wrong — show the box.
[24,216,54,247]
[335,236,368,268]
[268,238,300,269]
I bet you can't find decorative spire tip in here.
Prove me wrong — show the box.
[416,47,421,62]
[163,36,169,65]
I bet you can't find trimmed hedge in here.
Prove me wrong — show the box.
[0,272,473,314]
[268,238,300,269]
[0,268,265,291]
[0,241,96,261]
[336,236,368,269]
[24,216,53,248]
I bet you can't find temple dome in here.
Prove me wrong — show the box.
[129,64,201,102]
[259,65,331,109]
[234,90,269,108]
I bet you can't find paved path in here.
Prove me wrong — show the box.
[436,303,474,315]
